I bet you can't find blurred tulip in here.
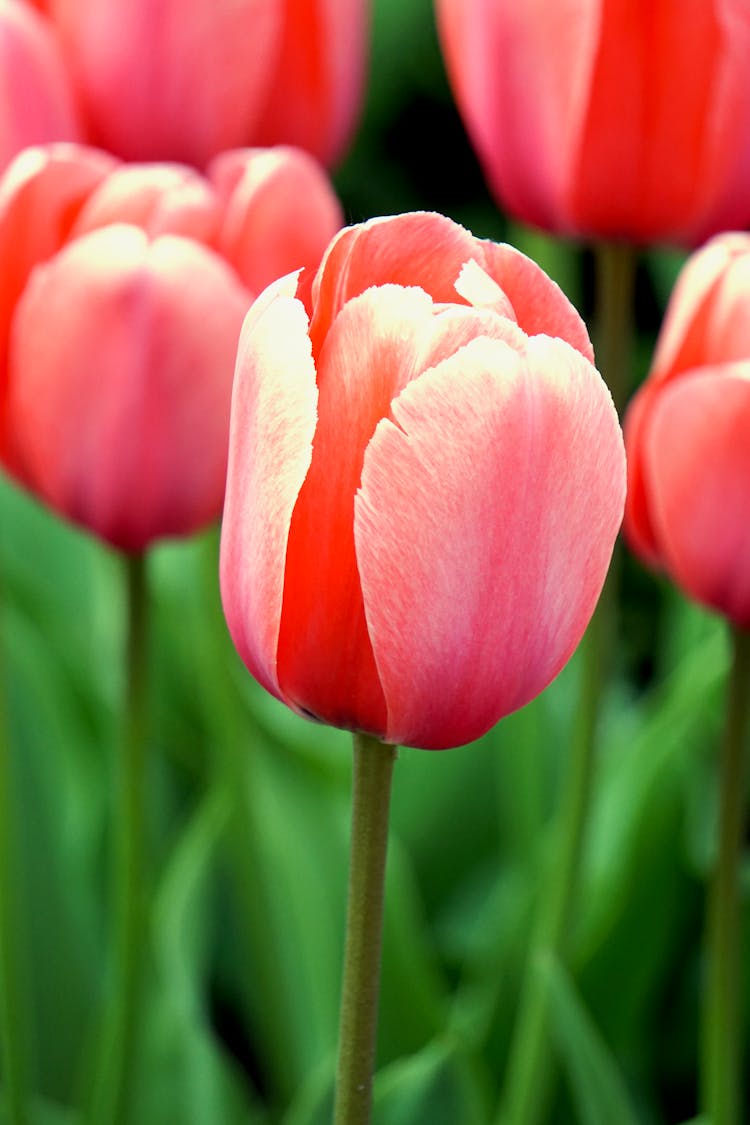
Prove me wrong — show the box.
[436,0,750,245]
[0,142,342,551]
[41,0,368,168]
[0,0,80,170]
[624,233,750,624]
[220,211,626,750]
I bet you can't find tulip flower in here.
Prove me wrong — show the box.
[220,211,626,751]
[623,231,750,1125]
[0,142,343,551]
[0,0,81,171]
[40,0,368,168]
[436,0,750,246]
[624,232,750,623]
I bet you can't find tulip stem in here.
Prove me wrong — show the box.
[593,241,638,416]
[0,581,31,1125]
[333,733,397,1125]
[89,552,149,1125]
[701,624,750,1125]
[498,239,637,1125]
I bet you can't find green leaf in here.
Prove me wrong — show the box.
[373,1037,489,1125]
[543,955,641,1125]
[129,787,266,1125]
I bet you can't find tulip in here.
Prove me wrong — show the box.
[0,142,342,551]
[624,232,750,624]
[41,0,368,168]
[220,211,626,751]
[436,0,750,246]
[0,0,81,171]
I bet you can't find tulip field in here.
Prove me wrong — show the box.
[1,2,749,1125]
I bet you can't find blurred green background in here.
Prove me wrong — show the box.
[1,1,745,1123]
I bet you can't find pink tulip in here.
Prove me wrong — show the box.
[0,142,342,552]
[42,0,368,169]
[0,0,81,170]
[220,212,626,750]
[624,233,750,625]
[436,0,750,246]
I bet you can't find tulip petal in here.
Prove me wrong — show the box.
[477,240,594,362]
[251,0,368,166]
[355,334,624,749]
[436,0,598,232]
[220,272,319,702]
[277,284,445,734]
[8,223,249,549]
[70,162,220,243]
[622,380,663,568]
[0,143,115,450]
[650,233,750,382]
[0,0,81,167]
[48,0,282,166]
[309,212,478,354]
[643,364,750,625]
[209,146,342,303]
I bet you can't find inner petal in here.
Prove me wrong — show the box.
[276,284,436,735]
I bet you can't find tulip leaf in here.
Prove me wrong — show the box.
[372,1037,489,1125]
[129,787,266,1125]
[0,1095,84,1125]
[2,597,105,1102]
[543,954,641,1125]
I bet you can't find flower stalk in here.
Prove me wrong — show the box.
[89,552,149,1125]
[334,733,397,1125]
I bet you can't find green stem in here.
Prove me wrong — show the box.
[701,625,750,1125]
[593,241,638,417]
[89,552,149,1125]
[333,733,397,1125]
[0,581,30,1123]
[498,241,637,1125]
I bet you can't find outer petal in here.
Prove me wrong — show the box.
[8,224,249,549]
[642,365,750,626]
[251,0,369,167]
[435,0,599,233]
[219,272,318,703]
[309,212,478,354]
[48,0,281,166]
[691,3,750,242]
[0,0,81,170]
[209,146,342,302]
[69,161,220,243]
[570,1,750,243]
[650,233,750,382]
[0,143,115,446]
[355,334,625,749]
[621,379,664,568]
[475,240,594,361]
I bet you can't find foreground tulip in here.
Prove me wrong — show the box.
[40,0,368,168]
[0,142,342,551]
[624,233,750,623]
[220,211,625,1124]
[220,211,626,750]
[436,0,750,246]
[0,0,80,170]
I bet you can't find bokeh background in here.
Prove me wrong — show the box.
[0,1,742,1123]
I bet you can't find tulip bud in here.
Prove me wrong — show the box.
[220,212,626,749]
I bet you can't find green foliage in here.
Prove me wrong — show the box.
[1,459,732,1122]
